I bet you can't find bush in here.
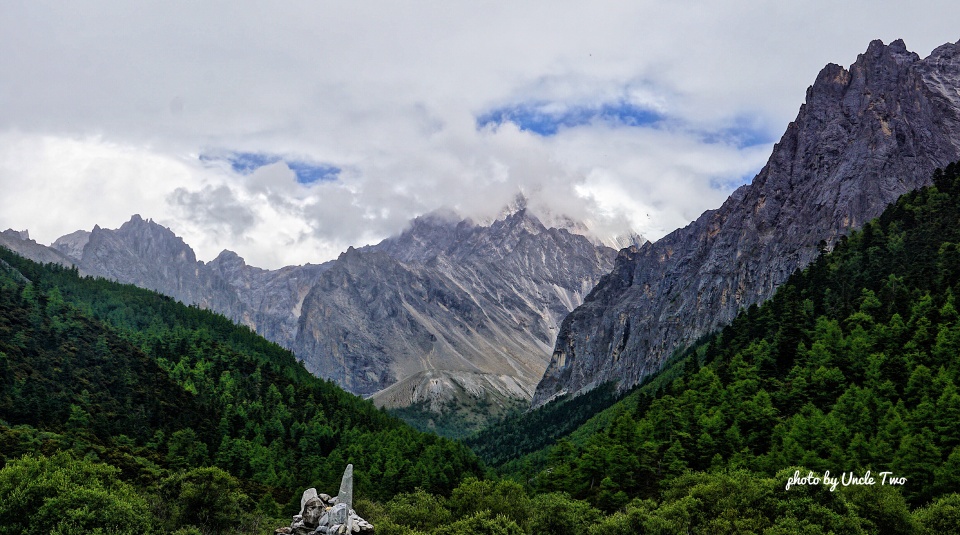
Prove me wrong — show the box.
[0,452,155,534]
[433,511,524,535]
[157,466,252,533]
[528,492,601,535]
[382,488,452,531]
[447,477,531,529]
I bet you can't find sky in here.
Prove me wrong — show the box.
[1,2,958,268]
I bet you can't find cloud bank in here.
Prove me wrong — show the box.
[0,1,957,267]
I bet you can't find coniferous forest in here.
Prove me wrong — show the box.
[5,162,960,533]
[0,247,482,533]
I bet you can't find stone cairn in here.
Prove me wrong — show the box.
[275,464,375,534]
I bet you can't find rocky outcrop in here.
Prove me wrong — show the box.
[533,39,960,407]
[294,209,623,398]
[277,465,374,534]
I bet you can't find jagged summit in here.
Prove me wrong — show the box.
[0,228,75,268]
[441,195,647,252]
[4,204,617,430]
[210,249,246,266]
[372,201,642,265]
[295,205,620,401]
[533,38,960,407]
[6,229,29,240]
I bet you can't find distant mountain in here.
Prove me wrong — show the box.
[293,210,624,421]
[44,215,331,351]
[534,38,960,406]
[3,205,629,429]
[0,228,76,268]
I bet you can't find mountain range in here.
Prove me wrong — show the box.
[7,35,960,534]
[1,204,634,429]
[4,38,960,432]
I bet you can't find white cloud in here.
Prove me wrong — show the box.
[0,1,957,267]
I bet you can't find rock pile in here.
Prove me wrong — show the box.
[275,464,374,534]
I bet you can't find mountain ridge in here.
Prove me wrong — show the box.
[2,203,625,424]
[533,38,960,406]
[293,208,622,406]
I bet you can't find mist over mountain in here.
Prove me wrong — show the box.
[534,38,960,406]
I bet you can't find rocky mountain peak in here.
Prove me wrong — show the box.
[486,192,528,222]
[368,211,475,264]
[207,249,255,281]
[77,215,202,304]
[294,202,621,408]
[533,38,960,407]
[865,38,915,63]
[338,245,363,262]
[0,229,75,268]
[929,39,960,64]
[13,216,331,354]
[5,229,29,240]
[210,249,245,267]
[51,230,91,261]
[490,207,542,235]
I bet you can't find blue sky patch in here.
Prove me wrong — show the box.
[201,151,340,184]
[287,161,341,184]
[477,101,662,136]
[699,117,774,149]
[225,152,282,174]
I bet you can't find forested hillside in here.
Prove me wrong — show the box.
[299,161,960,535]
[9,160,960,533]
[467,161,960,533]
[0,249,482,533]
[465,382,621,465]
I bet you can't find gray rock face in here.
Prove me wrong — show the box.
[78,215,210,306]
[4,205,619,409]
[0,229,77,269]
[43,215,330,352]
[533,39,960,407]
[294,209,621,397]
[204,249,329,350]
[51,230,91,262]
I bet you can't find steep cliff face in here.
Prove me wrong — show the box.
[78,215,211,306]
[204,249,329,349]
[533,39,960,407]
[294,210,622,398]
[51,230,90,262]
